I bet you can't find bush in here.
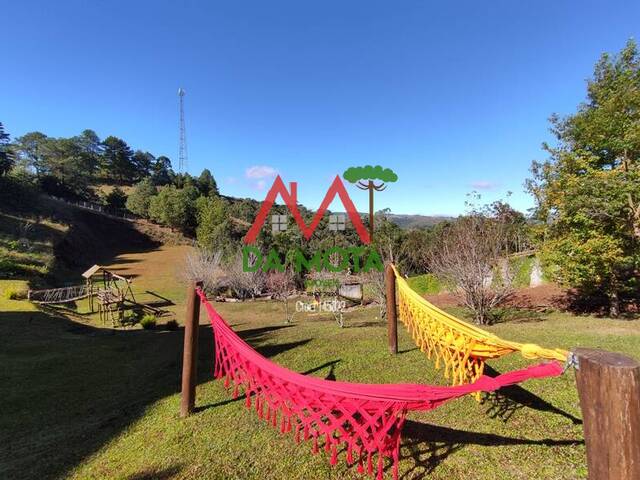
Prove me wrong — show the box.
[122,310,139,325]
[165,319,179,330]
[5,287,27,300]
[407,273,442,295]
[140,314,157,330]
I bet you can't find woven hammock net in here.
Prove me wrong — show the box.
[196,289,563,480]
[392,265,568,386]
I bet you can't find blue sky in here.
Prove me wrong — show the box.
[2,1,639,216]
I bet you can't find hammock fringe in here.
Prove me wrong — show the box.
[392,264,567,387]
[196,289,563,479]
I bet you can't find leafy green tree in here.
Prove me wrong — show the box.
[196,195,233,252]
[73,129,102,172]
[151,156,174,185]
[148,185,198,232]
[527,40,640,316]
[131,150,155,180]
[197,168,219,196]
[172,172,196,189]
[343,165,398,240]
[38,137,95,196]
[126,177,157,217]
[104,186,128,213]
[0,123,13,176]
[13,131,49,176]
[102,136,135,183]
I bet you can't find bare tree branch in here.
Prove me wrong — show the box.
[424,214,515,324]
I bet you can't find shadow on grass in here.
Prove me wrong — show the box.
[0,310,309,480]
[125,464,183,480]
[399,420,583,478]
[398,347,418,355]
[481,365,582,425]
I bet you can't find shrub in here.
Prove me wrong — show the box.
[123,310,139,325]
[140,314,157,330]
[407,274,442,295]
[165,319,179,330]
[5,287,27,300]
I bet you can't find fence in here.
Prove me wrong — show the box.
[48,195,138,221]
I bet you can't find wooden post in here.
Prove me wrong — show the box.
[574,348,640,479]
[180,280,203,418]
[385,263,398,354]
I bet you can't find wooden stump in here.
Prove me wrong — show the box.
[574,348,640,479]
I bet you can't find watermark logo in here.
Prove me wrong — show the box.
[242,165,398,273]
[295,299,346,313]
[243,174,371,244]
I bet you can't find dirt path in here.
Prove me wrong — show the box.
[425,283,567,310]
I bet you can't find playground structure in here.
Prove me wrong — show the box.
[180,264,640,480]
[28,264,169,326]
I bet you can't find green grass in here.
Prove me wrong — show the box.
[0,212,66,281]
[0,210,636,480]
[3,286,639,480]
[511,256,534,288]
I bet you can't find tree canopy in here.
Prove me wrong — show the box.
[528,39,640,316]
[0,123,13,176]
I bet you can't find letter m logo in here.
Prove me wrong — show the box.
[244,175,370,244]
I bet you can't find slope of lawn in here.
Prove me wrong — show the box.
[3,249,640,480]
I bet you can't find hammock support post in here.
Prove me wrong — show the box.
[385,263,398,354]
[574,348,640,479]
[180,280,203,418]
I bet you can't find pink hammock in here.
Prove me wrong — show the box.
[197,289,563,480]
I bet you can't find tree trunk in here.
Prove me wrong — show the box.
[368,180,374,241]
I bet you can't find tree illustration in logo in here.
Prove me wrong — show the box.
[343,165,398,240]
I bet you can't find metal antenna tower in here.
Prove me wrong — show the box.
[178,87,188,173]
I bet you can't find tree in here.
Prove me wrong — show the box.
[0,123,13,176]
[343,165,398,240]
[197,168,219,196]
[126,177,156,217]
[39,137,95,196]
[172,172,195,189]
[196,195,232,252]
[104,187,128,213]
[527,39,640,316]
[73,129,102,175]
[425,213,515,325]
[102,136,135,183]
[266,269,296,323]
[13,131,49,176]
[151,156,174,185]
[225,252,266,300]
[180,248,226,295]
[148,185,198,232]
[131,151,155,180]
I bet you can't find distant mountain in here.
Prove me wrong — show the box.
[385,213,453,229]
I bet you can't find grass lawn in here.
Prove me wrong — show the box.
[3,263,640,479]
[2,234,639,480]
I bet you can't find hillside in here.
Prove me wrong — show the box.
[0,195,187,288]
[386,213,453,229]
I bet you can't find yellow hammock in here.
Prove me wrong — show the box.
[392,265,567,386]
